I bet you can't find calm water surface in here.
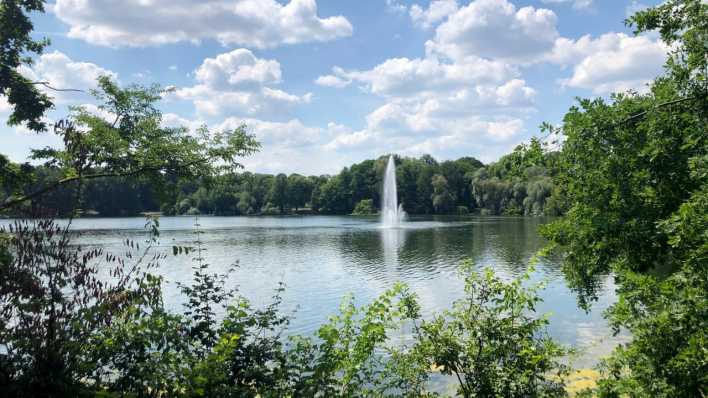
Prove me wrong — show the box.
[60,215,622,368]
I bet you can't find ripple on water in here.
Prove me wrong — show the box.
[39,215,622,367]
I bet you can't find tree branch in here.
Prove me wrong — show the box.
[620,96,698,124]
[30,81,84,93]
[0,157,212,211]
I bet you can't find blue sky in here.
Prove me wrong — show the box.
[2,0,667,175]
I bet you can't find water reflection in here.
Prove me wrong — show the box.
[380,226,406,270]
[43,215,621,366]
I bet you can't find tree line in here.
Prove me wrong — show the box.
[1,138,564,218]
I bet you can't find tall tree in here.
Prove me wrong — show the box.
[286,174,311,211]
[269,173,288,214]
[541,1,707,396]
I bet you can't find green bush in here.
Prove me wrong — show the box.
[352,199,376,215]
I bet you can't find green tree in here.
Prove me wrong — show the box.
[416,165,435,214]
[286,174,312,211]
[431,174,455,214]
[269,173,288,214]
[2,77,259,213]
[411,263,570,398]
[352,198,376,215]
[0,0,53,132]
[317,175,350,214]
[542,1,707,396]
[0,75,262,395]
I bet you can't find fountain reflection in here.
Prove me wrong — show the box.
[380,226,406,270]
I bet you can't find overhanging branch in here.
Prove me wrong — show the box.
[30,81,84,93]
[0,157,213,211]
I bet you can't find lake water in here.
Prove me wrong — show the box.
[59,215,623,368]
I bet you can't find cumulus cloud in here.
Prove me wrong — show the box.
[410,0,458,29]
[227,118,326,148]
[326,114,527,163]
[313,0,544,165]
[318,56,516,97]
[194,49,282,89]
[53,0,353,48]
[316,51,535,139]
[426,0,559,62]
[314,72,351,88]
[147,111,354,174]
[174,49,311,117]
[18,50,117,103]
[217,117,355,174]
[320,70,535,163]
[549,33,667,93]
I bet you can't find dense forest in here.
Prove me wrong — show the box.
[1,137,563,217]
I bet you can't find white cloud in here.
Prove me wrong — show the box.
[216,117,355,174]
[18,50,117,103]
[550,33,667,93]
[319,56,516,97]
[321,70,535,162]
[174,49,311,117]
[487,119,524,141]
[314,73,351,88]
[313,1,543,165]
[427,0,559,62]
[324,128,373,151]
[361,79,534,130]
[225,118,326,148]
[194,49,282,89]
[484,79,536,106]
[168,65,178,71]
[54,0,353,48]
[326,113,527,163]
[410,0,458,29]
[147,111,354,174]
[161,113,204,131]
[540,0,593,10]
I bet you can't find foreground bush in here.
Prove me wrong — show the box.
[0,218,569,397]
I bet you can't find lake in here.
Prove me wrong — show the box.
[61,215,623,368]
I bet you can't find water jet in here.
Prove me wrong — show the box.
[381,155,406,227]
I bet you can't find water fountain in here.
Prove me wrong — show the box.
[381,155,406,227]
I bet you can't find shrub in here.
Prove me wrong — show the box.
[409,262,570,398]
[352,199,376,215]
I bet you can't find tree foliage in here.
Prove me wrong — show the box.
[0,0,53,132]
[542,1,707,396]
[4,145,563,218]
[1,77,260,214]
[411,263,570,398]
[0,217,166,397]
